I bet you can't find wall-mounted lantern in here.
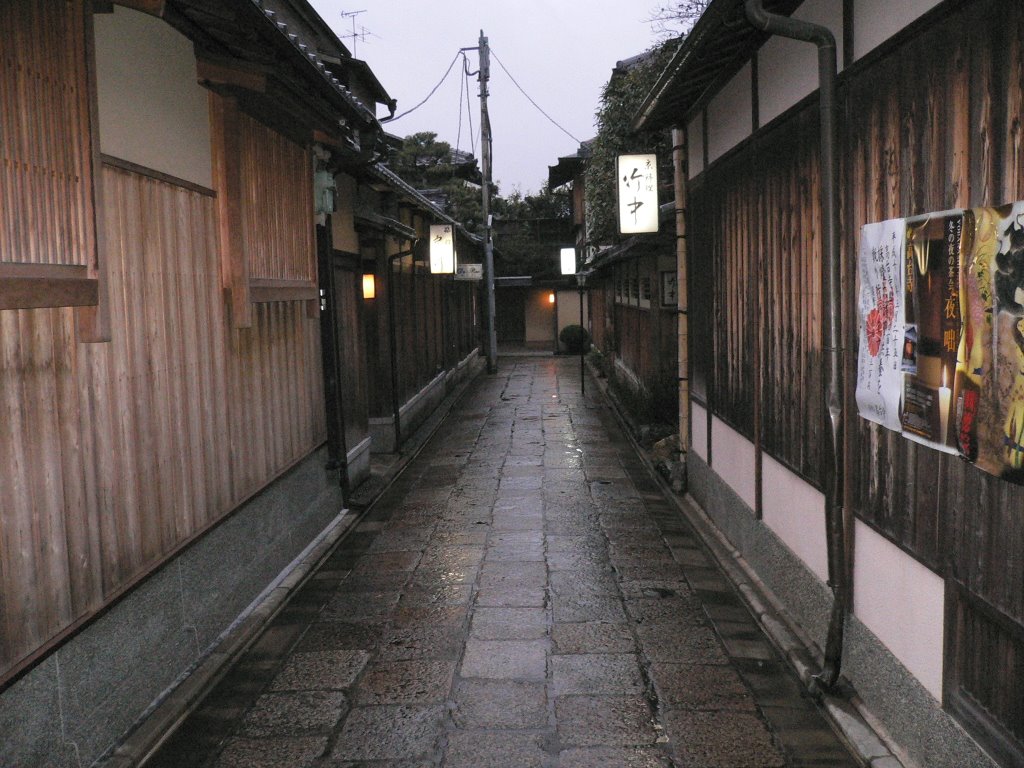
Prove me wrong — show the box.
[429,224,456,274]
[560,247,576,276]
[548,292,556,304]
[362,273,376,300]
[616,153,658,234]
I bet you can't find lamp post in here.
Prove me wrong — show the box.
[560,247,585,396]
[576,270,586,396]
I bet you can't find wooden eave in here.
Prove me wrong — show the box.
[163,0,383,151]
[634,0,804,131]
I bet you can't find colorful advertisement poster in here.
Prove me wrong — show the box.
[901,211,963,453]
[857,201,1024,482]
[960,202,1024,479]
[856,218,906,432]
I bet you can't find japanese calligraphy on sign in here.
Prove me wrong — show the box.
[429,224,455,274]
[616,154,658,234]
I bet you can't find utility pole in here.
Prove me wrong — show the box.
[478,30,497,373]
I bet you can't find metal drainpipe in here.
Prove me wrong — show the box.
[744,0,846,693]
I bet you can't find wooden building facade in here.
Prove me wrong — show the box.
[587,238,678,422]
[637,1,1024,766]
[0,2,480,765]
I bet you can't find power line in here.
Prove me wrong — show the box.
[455,55,465,155]
[389,50,463,123]
[463,55,476,156]
[490,48,582,145]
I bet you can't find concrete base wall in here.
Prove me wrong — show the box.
[372,351,484,454]
[0,447,344,768]
[687,454,996,768]
[347,435,372,489]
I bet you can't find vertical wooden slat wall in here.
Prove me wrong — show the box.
[238,113,315,283]
[0,161,326,685]
[690,0,1024,755]
[0,0,93,267]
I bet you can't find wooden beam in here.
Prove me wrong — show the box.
[249,279,319,303]
[210,93,252,327]
[0,278,99,311]
[111,0,165,17]
[76,4,111,342]
[197,58,267,94]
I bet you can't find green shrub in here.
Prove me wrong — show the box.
[559,324,591,354]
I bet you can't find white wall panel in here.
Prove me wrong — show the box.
[692,401,708,461]
[710,416,756,510]
[853,520,945,701]
[853,0,942,61]
[706,63,752,165]
[95,7,212,188]
[687,115,704,178]
[757,0,844,125]
[762,455,828,582]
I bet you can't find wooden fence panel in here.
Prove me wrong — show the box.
[0,0,93,268]
[239,113,315,284]
[0,163,325,684]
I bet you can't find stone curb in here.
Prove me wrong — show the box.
[99,357,486,768]
[99,512,359,768]
[585,358,907,768]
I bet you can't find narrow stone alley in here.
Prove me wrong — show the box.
[144,356,859,767]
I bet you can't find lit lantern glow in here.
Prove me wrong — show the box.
[429,224,456,274]
[362,273,376,299]
[560,247,576,276]
[548,292,556,304]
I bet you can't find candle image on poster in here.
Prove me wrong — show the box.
[855,218,905,432]
[901,212,963,452]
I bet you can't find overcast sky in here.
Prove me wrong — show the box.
[309,1,665,195]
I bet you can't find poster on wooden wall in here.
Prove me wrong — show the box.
[901,210,962,454]
[856,202,1024,481]
[856,217,906,432]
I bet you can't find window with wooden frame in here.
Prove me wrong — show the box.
[639,275,652,309]
[210,95,317,327]
[0,1,106,338]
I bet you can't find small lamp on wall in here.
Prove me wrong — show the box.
[362,273,376,300]
[548,292,556,304]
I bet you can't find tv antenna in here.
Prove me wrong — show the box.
[339,9,371,57]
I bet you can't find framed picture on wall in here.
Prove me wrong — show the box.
[660,270,677,307]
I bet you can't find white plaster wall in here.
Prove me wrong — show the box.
[853,520,945,701]
[524,289,555,345]
[853,0,942,61]
[761,455,828,582]
[687,115,704,179]
[95,7,212,188]
[706,63,752,165]
[757,0,845,126]
[710,416,756,510]
[556,289,588,345]
[691,401,708,461]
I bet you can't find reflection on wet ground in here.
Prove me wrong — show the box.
[147,356,859,768]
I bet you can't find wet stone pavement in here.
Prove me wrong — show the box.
[147,356,860,768]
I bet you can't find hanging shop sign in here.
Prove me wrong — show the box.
[856,202,1024,480]
[429,224,456,274]
[455,263,483,281]
[616,154,659,234]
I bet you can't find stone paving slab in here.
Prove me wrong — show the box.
[144,356,862,768]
